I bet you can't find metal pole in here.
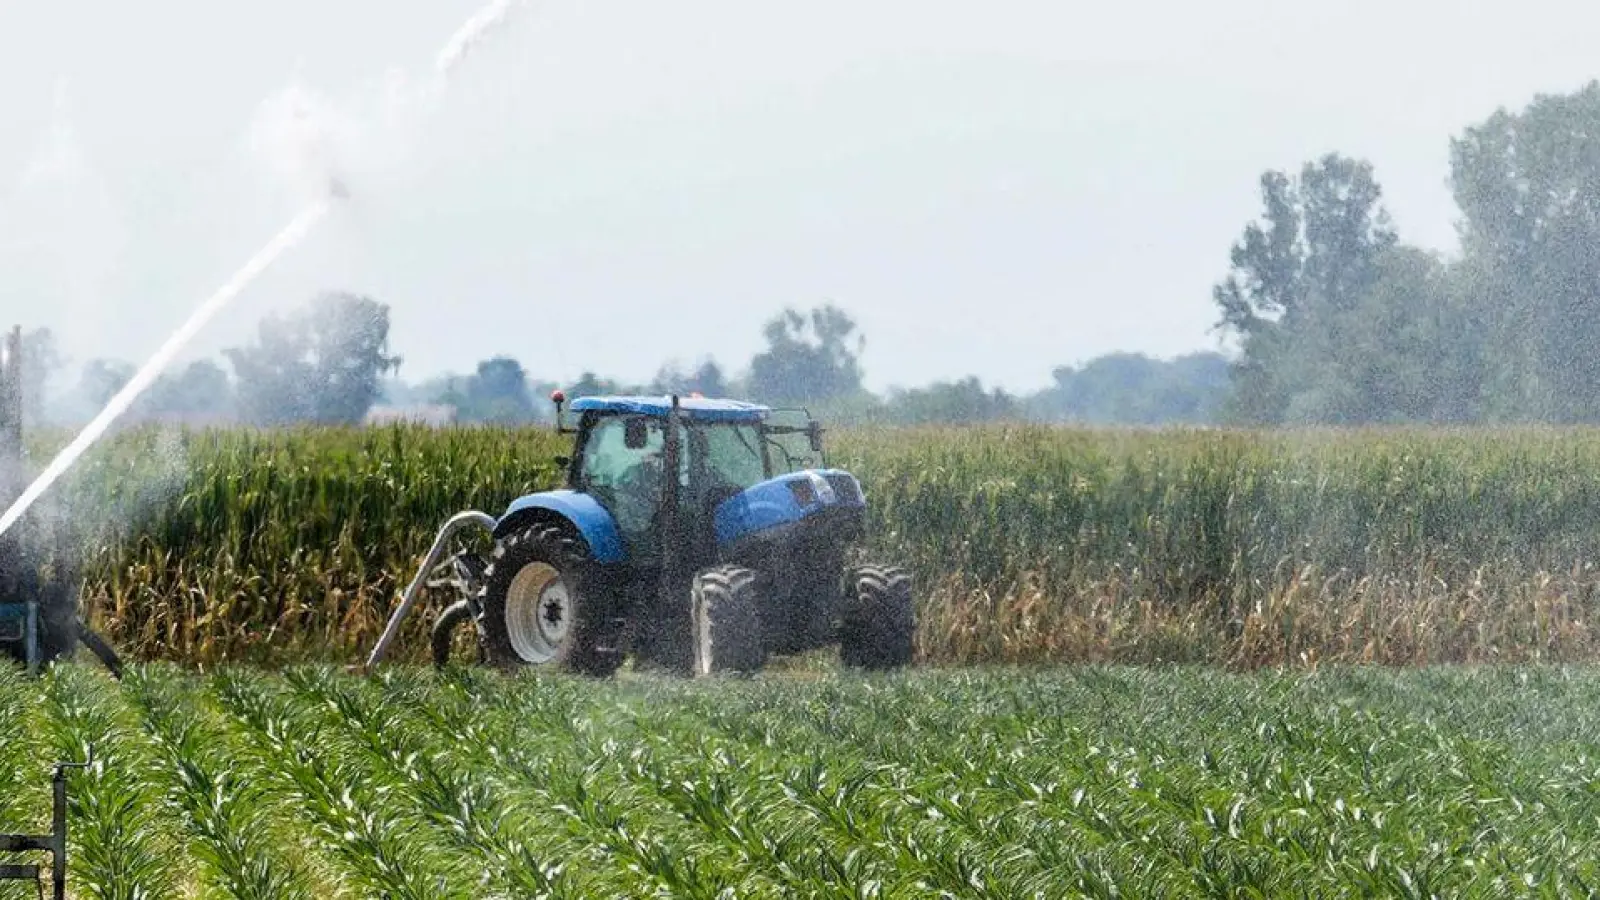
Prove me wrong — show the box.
[23,600,37,676]
[50,765,64,900]
[365,510,496,670]
[4,327,20,457]
[656,396,688,668]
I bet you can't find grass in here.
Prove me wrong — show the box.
[22,422,1600,667]
[3,662,1600,898]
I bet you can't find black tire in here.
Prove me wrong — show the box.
[431,599,477,669]
[477,523,622,677]
[839,565,915,671]
[692,565,766,676]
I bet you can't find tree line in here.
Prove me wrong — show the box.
[1214,80,1600,425]
[16,295,1224,429]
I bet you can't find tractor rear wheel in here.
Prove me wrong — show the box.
[692,565,766,676]
[839,565,915,671]
[477,524,622,677]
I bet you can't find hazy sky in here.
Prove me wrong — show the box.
[2,1,1599,395]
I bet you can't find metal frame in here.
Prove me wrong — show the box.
[0,754,90,900]
[0,325,20,457]
[364,510,496,670]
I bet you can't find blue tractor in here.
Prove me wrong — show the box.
[374,393,915,676]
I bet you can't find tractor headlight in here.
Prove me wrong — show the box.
[788,472,835,507]
[789,478,815,507]
[825,474,862,503]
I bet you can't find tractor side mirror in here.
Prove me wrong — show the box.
[808,421,824,453]
[624,418,649,450]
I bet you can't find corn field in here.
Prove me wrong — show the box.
[3,662,1600,898]
[28,423,1600,668]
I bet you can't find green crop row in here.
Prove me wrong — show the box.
[23,423,1600,667]
[4,663,1600,897]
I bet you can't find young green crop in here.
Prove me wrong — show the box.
[5,663,1600,896]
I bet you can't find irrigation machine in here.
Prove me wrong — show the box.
[0,326,122,678]
[369,392,916,676]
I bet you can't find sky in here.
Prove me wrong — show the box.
[2,1,1600,396]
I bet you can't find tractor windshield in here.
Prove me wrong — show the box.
[761,409,824,473]
[697,422,769,490]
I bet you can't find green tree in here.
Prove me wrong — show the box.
[224,292,400,425]
[1212,154,1402,423]
[885,376,1019,425]
[747,304,865,405]
[565,371,631,399]
[18,328,63,427]
[1450,80,1600,421]
[146,360,234,420]
[1032,352,1230,425]
[650,359,729,397]
[78,358,135,412]
[463,356,535,423]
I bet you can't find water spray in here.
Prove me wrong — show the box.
[0,0,532,540]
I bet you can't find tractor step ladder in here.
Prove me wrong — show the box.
[0,755,88,900]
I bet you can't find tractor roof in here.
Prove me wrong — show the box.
[569,395,770,423]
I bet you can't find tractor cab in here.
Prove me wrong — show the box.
[554,395,833,565]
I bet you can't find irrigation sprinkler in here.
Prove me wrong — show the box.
[0,0,534,543]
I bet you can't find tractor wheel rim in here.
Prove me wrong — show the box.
[505,562,570,663]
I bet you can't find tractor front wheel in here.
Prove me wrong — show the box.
[430,599,480,668]
[692,565,766,676]
[477,524,622,677]
[839,565,915,671]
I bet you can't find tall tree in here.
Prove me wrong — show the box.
[1213,154,1401,423]
[17,328,63,427]
[566,371,628,399]
[747,304,865,404]
[463,356,535,423]
[146,360,234,420]
[225,292,401,425]
[78,358,135,413]
[1450,81,1600,421]
[650,359,729,397]
[1033,352,1231,425]
[886,376,1019,425]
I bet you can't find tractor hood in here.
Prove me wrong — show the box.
[713,469,866,547]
